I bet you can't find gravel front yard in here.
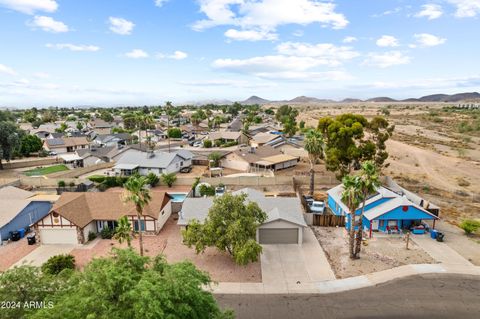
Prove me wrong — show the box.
[71,215,261,283]
[0,238,39,272]
[312,226,435,279]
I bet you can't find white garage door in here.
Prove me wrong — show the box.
[259,228,299,244]
[40,228,78,245]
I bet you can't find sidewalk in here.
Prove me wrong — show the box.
[208,263,480,295]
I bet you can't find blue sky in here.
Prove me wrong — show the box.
[0,0,479,107]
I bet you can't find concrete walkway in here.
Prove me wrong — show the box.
[11,244,76,268]
[411,234,473,266]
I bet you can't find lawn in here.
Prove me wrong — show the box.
[24,164,69,176]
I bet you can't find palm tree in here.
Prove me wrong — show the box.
[304,129,325,195]
[164,101,174,153]
[354,161,380,257]
[122,176,151,256]
[114,216,134,247]
[341,175,361,259]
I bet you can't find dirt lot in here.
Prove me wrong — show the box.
[0,238,39,272]
[70,215,261,282]
[311,226,434,279]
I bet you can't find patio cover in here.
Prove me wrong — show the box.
[114,163,139,170]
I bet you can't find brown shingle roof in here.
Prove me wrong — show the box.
[232,145,282,164]
[45,137,89,148]
[50,191,171,228]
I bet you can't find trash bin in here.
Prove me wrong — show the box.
[27,234,36,245]
[430,229,438,239]
[18,228,25,238]
[436,232,444,242]
[10,231,20,241]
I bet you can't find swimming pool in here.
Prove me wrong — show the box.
[169,193,188,203]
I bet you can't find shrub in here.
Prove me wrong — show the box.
[167,127,182,138]
[100,226,115,239]
[88,175,106,183]
[41,254,75,275]
[57,180,66,187]
[221,141,238,148]
[69,181,75,187]
[161,173,177,187]
[203,139,212,148]
[459,219,480,235]
[199,184,215,197]
[214,139,222,147]
[146,172,160,187]
[88,231,97,241]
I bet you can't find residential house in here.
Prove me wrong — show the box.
[327,184,440,237]
[76,145,124,167]
[43,137,90,154]
[89,118,113,135]
[113,148,193,176]
[250,132,286,148]
[35,191,172,244]
[178,188,307,244]
[0,186,57,242]
[226,117,243,132]
[92,133,132,148]
[207,131,249,145]
[132,129,167,144]
[221,145,299,172]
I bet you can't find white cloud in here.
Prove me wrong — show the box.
[109,17,135,35]
[193,0,348,41]
[0,64,16,76]
[376,35,399,47]
[448,0,480,18]
[415,4,443,20]
[276,42,359,62]
[125,49,149,59]
[29,15,69,33]
[0,0,57,15]
[157,51,188,60]
[33,72,50,79]
[46,43,100,52]
[372,7,402,17]
[342,36,357,43]
[154,0,169,7]
[362,51,411,68]
[412,33,446,47]
[224,28,277,41]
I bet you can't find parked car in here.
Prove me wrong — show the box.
[303,195,314,206]
[309,201,325,214]
[180,166,192,173]
[215,186,226,196]
[193,141,202,147]
[48,151,57,156]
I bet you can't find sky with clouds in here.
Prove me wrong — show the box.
[0,0,480,107]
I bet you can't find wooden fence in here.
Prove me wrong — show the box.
[312,214,345,227]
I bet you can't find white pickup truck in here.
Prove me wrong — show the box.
[309,201,325,214]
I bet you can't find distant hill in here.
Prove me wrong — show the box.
[289,96,334,103]
[402,92,480,103]
[365,97,398,102]
[239,95,271,104]
[341,98,363,103]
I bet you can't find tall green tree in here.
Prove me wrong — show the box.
[355,161,380,257]
[208,151,222,167]
[114,216,134,247]
[318,114,393,179]
[275,105,298,137]
[0,121,20,169]
[19,134,43,156]
[341,175,361,259]
[27,249,233,319]
[304,129,325,195]
[183,193,267,265]
[123,176,151,256]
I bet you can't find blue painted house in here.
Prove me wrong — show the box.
[0,186,54,242]
[327,184,439,237]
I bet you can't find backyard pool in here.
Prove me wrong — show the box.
[169,193,188,203]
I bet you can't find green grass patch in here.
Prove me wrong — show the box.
[24,164,69,176]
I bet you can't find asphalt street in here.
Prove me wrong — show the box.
[215,274,480,319]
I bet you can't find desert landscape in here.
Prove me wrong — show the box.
[272,101,480,226]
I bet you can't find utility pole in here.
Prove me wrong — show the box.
[405,232,410,250]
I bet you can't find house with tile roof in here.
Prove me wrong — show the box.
[178,188,307,244]
[43,137,90,154]
[327,184,440,237]
[221,145,299,172]
[34,191,172,244]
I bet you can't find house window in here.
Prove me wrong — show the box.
[379,220,385,227]
[134,220,146,231]
[180,161,184,167]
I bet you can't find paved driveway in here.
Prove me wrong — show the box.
[412,234,473,266]
[11,244,76,268]
[260,228,335,292]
